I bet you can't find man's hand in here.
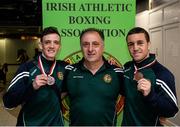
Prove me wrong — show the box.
[108,57,121,67]
[137,78,151,96]
[33,74,48,90]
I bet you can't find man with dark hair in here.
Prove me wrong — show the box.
[63,28,124,126]
[3,26,67,126]
[122,27,178,126]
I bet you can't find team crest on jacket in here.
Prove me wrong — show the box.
[103,74,112,83]
[57,72,64,80]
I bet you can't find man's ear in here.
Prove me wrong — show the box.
[38,42,43,50]
[148,41,151,50]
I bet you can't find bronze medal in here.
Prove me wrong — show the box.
[134,71,143,81]
[133,60,156,81]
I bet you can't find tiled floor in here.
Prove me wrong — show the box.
[0,82,19,126]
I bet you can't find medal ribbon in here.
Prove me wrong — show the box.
[134,59,156,74]
[38,55,56,76]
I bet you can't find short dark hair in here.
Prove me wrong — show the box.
[80,28,104,41]
[41,26,60,42]
[126,27,150,42]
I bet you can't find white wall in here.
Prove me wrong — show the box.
[136,0,180,125]
[136,10,149,31]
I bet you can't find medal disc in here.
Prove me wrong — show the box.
[47,76,55,85]
[134,72,143,81]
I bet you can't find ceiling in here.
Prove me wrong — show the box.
[0,0,42,38]
[0,0,168,39]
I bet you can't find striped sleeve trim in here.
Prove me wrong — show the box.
[124,67,131,72]
[65,65,74,70]
[2,102,15,110]
[156,79,177,106]
[4,107,15,110]
[114,68,124,73]
[7,71,30,91]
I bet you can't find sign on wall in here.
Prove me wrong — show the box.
[42,0,135,64]
[42,0,135,125]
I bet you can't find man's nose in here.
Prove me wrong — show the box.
[133,43,138,50]
[50,42,54,47]
[88,44,93,52]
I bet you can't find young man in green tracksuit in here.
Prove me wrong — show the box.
[3,27,67,126]
[63,28,124,126]
[122,27,178,126]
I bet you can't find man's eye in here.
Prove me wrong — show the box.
[44,41,50,44]
[93,43,99,45]
[128,43,133,46]
[93,44,100,48]
[137,41,144,45]
[54,41,59,44]
[93,41,101,46]
[82,43,89,47]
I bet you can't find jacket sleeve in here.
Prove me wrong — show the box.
[3,62,36,109]
[145,70,179,117]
